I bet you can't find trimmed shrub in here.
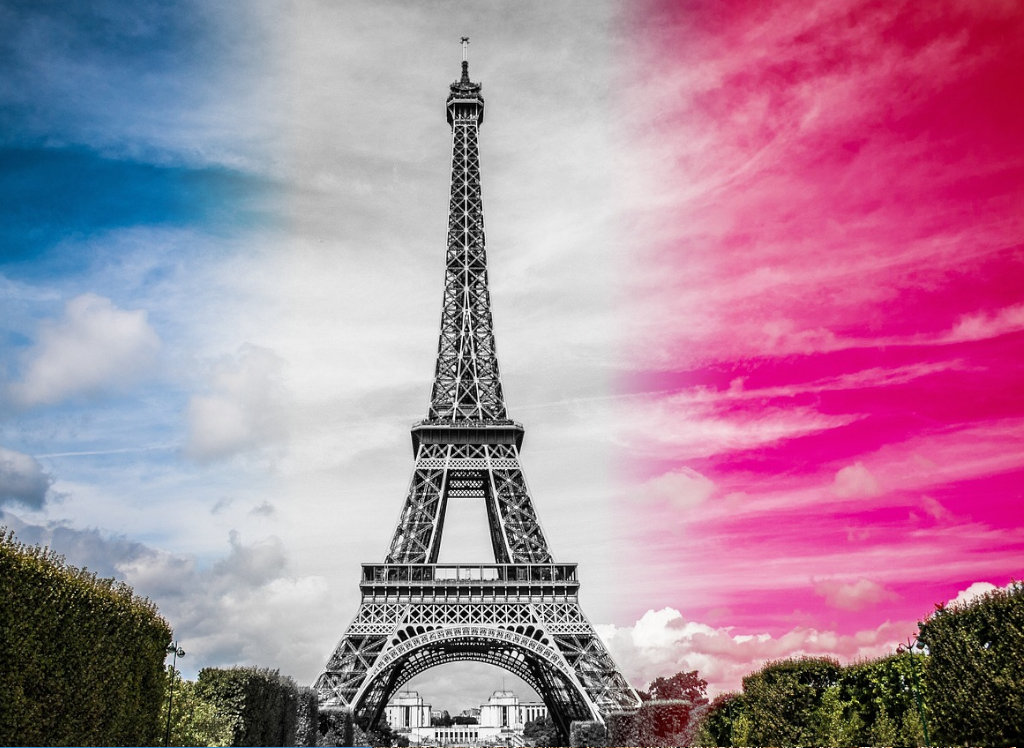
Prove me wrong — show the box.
[741,656,841,747]
[918,580,1024,745]
[197,666,300,746]
[295,687,319,747]
[569,719,606,747]
[0,528,172,746]
[633,699,706,746]
[603,710,636,746]
[317,708,353,747]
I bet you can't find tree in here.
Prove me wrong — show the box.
[365,718,408,747]
[164,668,234,747]
[630,670,710,745]
[524,714,563,746]
[644,670,709,705]
[696,692,743,747]
[431,709,453,727]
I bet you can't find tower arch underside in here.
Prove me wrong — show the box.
[354,629,596,734]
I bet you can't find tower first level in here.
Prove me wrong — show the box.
[313,44,640,742]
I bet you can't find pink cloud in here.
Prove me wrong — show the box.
[833,462,881,499]
[813,578,897,611]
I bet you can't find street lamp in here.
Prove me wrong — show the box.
[164,641,186,747]
[896,637,930,747]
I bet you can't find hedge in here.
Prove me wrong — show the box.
[196,666,300,746]
[918,580,1024,745]
[295,687,318,747]
[689,585,1024,746]
[0,527,172,746]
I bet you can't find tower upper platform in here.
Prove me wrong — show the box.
[447,59,484,126]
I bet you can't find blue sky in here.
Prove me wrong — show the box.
[1,0,638,712]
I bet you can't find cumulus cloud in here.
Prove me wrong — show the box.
[813,578,897,611]
[640,467,715,509]
[1,513,333,682]
[0,447,54,509]
[833,461,881,498]
[185,345,288,461]
[9,294,160,407]
[597,607,911,695]
[946,581,1000,608]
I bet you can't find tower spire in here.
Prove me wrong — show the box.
[460,36,471,83]
[432,41,497,422]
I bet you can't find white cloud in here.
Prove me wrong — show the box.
[947,581,998,608]
[640,467,715,509]
[185,345,288,461]
[833,461,881,498]
[0,447,54,509]
[9,294,160,407]
[813,577,897,611]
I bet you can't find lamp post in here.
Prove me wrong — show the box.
[164,641,186,747]
[897,637,930,747]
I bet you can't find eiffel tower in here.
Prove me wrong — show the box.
[314,41,640,739]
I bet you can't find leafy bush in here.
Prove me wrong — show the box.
[741,656,841,747]
[0,528,172,746]
[918,580,1024,745]
[316,708,352,747]
[695,692,743,747]
[524,714,563,746]
[197,666,299,746]
[633,700,707,747]
[603,711,636,746]
[569,720,605,747]
[295,687,318,747]
[164,667,234,747]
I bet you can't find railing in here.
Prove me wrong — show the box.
[360,563,577,585]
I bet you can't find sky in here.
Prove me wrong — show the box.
[1,0,1022,712]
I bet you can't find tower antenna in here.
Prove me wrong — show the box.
[461,36,470,62]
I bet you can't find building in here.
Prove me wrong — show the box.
[479,691,546,731]
[384,691,432,731]
[385,689,548,746]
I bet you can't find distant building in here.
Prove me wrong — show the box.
[385,689,548,745]
[384,691,432,731]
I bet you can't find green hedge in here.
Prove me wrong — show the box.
[569,720,605,747]
[918,580,1024,745]
[294,687,318,747]
[0,528,172,746]
[196,666,299,746]
[691,585,1024,745]
[694,656,925,746]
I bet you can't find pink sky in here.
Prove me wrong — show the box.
[604,0,1024,692]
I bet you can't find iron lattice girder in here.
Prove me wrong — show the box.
[429,103,506,422]
[314,594,640,731]
[386,442,551,565]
